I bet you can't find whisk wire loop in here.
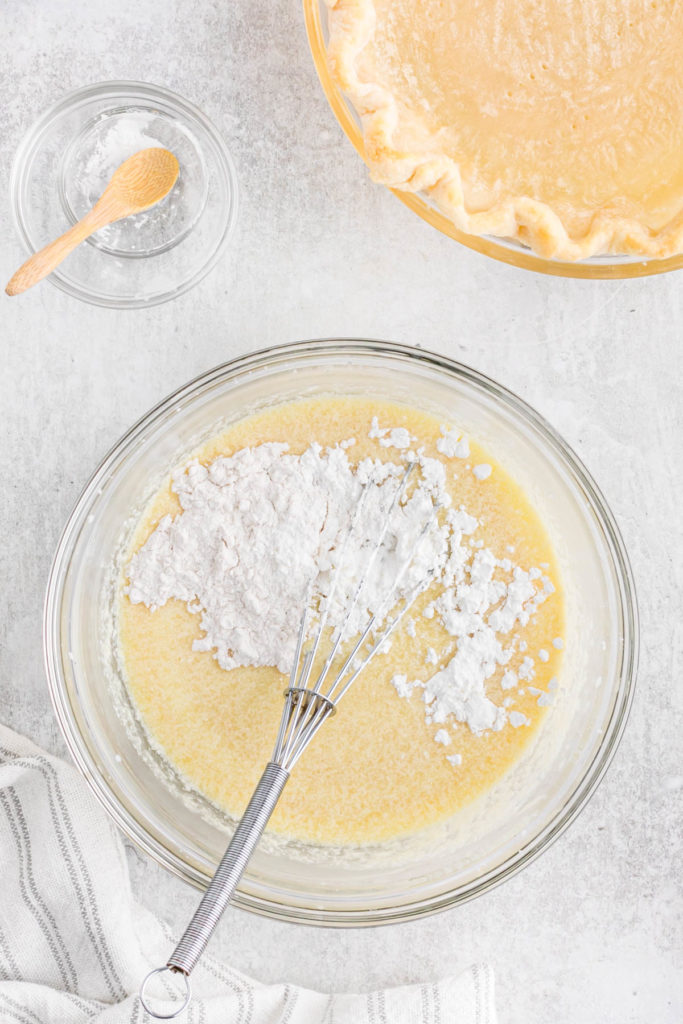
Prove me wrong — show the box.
[298,470,375,698]
[312,461,416,692]
[327,502,440,703]
[275,462,419,769]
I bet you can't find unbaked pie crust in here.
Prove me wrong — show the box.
[325,0,683,260]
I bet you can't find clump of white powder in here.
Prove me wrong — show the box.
[126,417,559,747]
[436,425,469,459]
[127,442,447,675]
[368,416,415,450]
[75,118,165,206]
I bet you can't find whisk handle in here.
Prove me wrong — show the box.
[169,762,289,975]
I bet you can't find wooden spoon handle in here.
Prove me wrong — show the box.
[5,210,108,297]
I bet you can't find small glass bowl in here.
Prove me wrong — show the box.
[9,81,238,307]
[304,0,683,280]
[44,340,637,925]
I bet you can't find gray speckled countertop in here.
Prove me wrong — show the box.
[1,2,682,1021]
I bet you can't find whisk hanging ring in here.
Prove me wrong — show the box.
[139,966,191,1020]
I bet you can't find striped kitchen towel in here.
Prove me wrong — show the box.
[0,724,496,1023]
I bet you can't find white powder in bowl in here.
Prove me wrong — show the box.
[126,424,555,742]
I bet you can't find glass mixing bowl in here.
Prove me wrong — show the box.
[303,0,683,280]
[44,340,637,924]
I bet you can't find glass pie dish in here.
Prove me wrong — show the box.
[44,339,638,924]
[303,0,683,280]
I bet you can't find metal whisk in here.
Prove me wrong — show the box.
[140,463,437,1018]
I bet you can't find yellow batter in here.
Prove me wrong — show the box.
[117,397,564,845]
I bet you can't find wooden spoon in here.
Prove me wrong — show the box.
[6,147,179,297]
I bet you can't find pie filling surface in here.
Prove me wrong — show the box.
[325,0,683,260]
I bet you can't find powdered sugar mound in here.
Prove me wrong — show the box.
[437,425,469,459]
[501,670,517,690]
[397,629,508,737]
[379,427,415,450]
[518,656,535,681]
[388,515,552,740]
[509,711,530,728]
[126,441,447,674]
[488,568,542,632]
[416,451,451,504]
[391,674,416,699]
[127,443,352,673]
[368,416,387,440]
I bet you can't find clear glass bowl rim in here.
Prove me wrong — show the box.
[44,338,639,925]
[303,0,683,280]
[9,79,239,309]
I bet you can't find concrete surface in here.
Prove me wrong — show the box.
[1,1,681,1021]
